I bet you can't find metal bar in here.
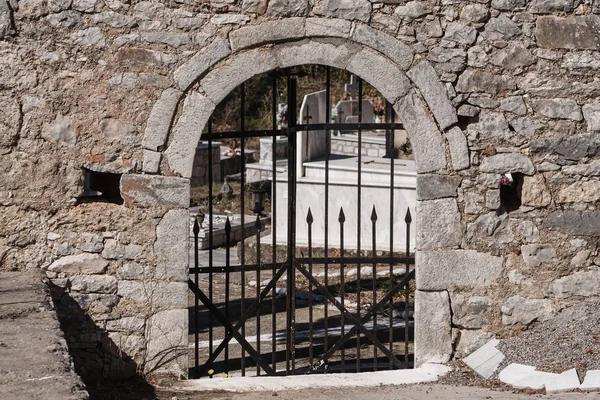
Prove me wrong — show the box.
[240,83,246,376]
[387,99,395,370]
[208,128,214,363]
[287,123,405,132]
[200,124,405,140]
[286,74,298,374]
[308,269,416,371]
[307,209,314,368]
[188,281,277,376]
[190,262,287,274]
[294,264,405,369]
[255,217,262,375]
[225,218,231,373]
[271,72,278,372]
[404,209,412,369]
[295,256,414,265]
[191,263,289,375]
[323,66,331,358]
[356,77,363,373]
[339,207,345,372]
[371,206,378,371]
[193,216,200,378]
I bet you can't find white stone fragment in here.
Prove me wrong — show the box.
[498,363,557,390]
[463,339,505,379]
[545,369,581,394]
[581,370,600,392]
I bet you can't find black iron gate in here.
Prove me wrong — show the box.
[188,67,415,378]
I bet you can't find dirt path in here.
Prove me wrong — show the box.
[0,270,88,400]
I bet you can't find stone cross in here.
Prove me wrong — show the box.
[345,74,360,100]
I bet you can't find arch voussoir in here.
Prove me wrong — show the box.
[164,91,216,179]
[393,92,448,174]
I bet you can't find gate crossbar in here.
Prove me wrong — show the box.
[295,263,414,369]
[188,261,288,377]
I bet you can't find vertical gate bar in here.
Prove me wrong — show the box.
[371,207,378,371]
[339,207,346,373]
[193,216,200,377]
[271,72,278,372]
[356,77,363,373]
[255,216,262,375]
[386,100,395,370]
[404,209,412,369]
[240,83,247,376]
[208,124,214,364]
[307,209,314,368]
[323,66,331,357]
[285,74,298,375]
[290,76,298,374]
[225,218,231,373]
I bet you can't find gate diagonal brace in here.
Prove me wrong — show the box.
[188,282,276,376]
[315,268,415,367]
[295,263,415,369]
[188,262,288,376]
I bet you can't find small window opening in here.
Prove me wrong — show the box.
[80,169,123,205]
[499,172,523,213]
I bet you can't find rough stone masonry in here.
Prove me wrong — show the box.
[2,0,600,381]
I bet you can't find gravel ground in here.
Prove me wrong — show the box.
[441,297,600,391]
[498,298,600,374]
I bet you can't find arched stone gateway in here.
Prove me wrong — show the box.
[133,19,479,373]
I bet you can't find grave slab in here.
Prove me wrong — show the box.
[545,368,581,393]
[581,370,600,392]
[498,363,557,390]
[463,339,505,379]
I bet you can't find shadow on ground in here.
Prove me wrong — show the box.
[49,282,157,400]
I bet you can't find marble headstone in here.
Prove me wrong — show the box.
[297,90,328,175]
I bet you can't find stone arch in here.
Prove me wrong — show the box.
[139,19,471,369]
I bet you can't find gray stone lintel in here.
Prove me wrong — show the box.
[347,48,412,104]
[479,153,535,175]
[120,174,190,209]
[275,39,359,71]
[394,92,447,173]
[305,17,352,38]
[417,250,504,290]
[416,174,461,200]
[145,308,188,376]
[351,23,414,71]
[155,209,189,282]
[535,15,600,50]
[173,36,231,91]
[143,88,183,151]
[544,210,600,237]
[414,290,452,366]
[416,198,462,251]
[407,61,458,130]
[445,126,470,171]
[200,47,279,106]
[165,91,216,179]
[229,17,306,52]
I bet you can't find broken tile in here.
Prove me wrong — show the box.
[581,370,600,392]
[463,338,505,379]
[498,363,557,390]
[545,368,581,393]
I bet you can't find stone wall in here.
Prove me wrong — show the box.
[2,0,600,377]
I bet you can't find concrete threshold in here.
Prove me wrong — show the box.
[170,364,451,393]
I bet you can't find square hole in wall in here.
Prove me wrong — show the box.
[80,169,123,205]
[499,172,523,213]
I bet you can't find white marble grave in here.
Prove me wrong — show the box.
[297,90,328,175]
[271,156,416,251]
